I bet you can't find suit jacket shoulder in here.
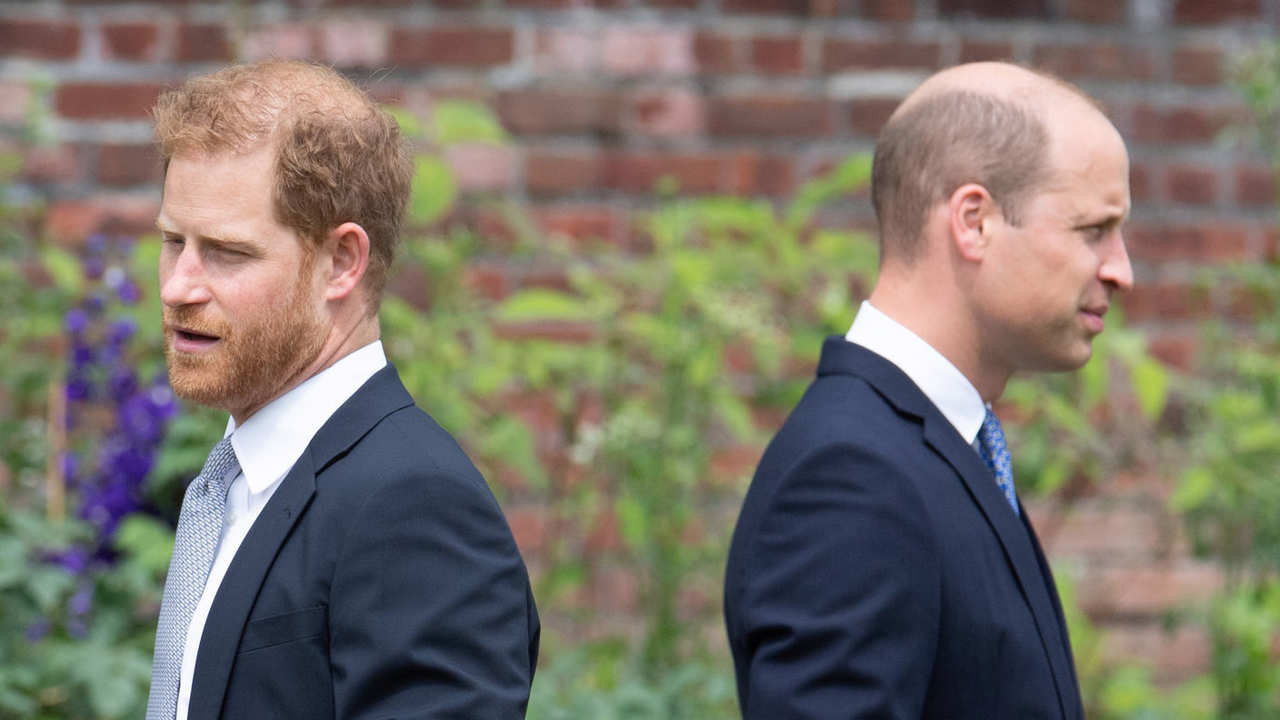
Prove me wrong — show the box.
[192,364,539,720]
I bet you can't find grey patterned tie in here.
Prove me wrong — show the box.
[146,437,239,720]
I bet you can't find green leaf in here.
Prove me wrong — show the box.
[115,515,175,577]
[432,100,509,145]
[385,106,427,140]
[615,495,648,552]
[1171,467,1214,513]
[40,245,82,296]
[495,289,593,323]
[1131,356,1169,422]
[26,566,73,613]
[408,155,457,226]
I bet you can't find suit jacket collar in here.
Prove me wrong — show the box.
[186,364,415,720]
[817,336,1081,719]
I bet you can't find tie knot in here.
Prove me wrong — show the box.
[978,409,1019,516]
[199,437,239,498]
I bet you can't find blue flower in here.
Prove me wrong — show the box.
[64,308,89,335]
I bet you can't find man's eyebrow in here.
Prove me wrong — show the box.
[153,224,258,251]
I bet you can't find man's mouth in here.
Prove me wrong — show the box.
[169,325,223,352]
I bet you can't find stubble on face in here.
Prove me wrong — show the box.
[163,255,326,417]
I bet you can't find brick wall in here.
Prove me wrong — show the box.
[3,0,1276,683]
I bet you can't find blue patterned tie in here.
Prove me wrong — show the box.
[147,437,239,720]
[977,409,1020,516]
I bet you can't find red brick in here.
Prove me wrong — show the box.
[605,151,725,194]
[1038,503,1166,558]
[709,444,761,484]
[535,28,599,74]
[1064,0,1124,23]
[45,196,159,245]
[444,144,516,192]
[939,0,1050,19]
[55,83,168,120]
[0,20,80,60]
[1101,624,1210,684]
[177,23,231,62]
[751,35,805,75]
[1119,282,1208,322]
[723,0,812,14]
[102,22,160,61]
[707,96,831,137]
[1131,104,1233,145]
[1129,162,1155,204]
[959,39,1014,64]
[318,19,388,67]
[625,88,706,136]
[1164,165,1218,206]
[526,150,605,195]
[1126,223,1253,263]
[462,262,510,301]
[390,27,514,67]
[822,38,939,72]
[1146,329,1197,371]
[1081,564,1222,617]
[1033,44,1157,82]
[22,144,80,184]
[242,24,314,60]
[1236,164,1275,207]
[1171,46,1224,86]
[1173,0,1260,24]
[507,505,549,554]
[586,508,622,553]
[861,0,915,21]
[694,31,739,74]
[739,153,796,196]
[602,27,694,75]
[98,143,161,186]
[533,205,627,248]
[491,319,598,343]
[847,98,900,136]
[497,89,620,135]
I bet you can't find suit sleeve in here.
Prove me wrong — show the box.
[326,429,536,719]
[734,443,941,719]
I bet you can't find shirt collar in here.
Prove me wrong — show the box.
[225,340,388,494]
[845,301,986,444]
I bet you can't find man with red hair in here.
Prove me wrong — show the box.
[146,60,539,720]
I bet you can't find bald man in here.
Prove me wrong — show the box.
[724,62,1131,719]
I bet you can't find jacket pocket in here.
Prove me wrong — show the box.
[237,605,326,654]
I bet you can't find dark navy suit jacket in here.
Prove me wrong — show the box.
[724,338,1083,719]
[184,364,539,719]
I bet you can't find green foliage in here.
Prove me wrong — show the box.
[0,504,167,720]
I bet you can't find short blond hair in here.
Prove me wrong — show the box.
[153,60,412,309]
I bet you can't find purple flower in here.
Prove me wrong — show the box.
[61,452,78,484]
[24,618,51,644]
[83,295,104,316]
[71,343,94,369]
[108,366,138,401]
[82,256,105,281]
[48,547,89,574]
[117,279,141,305]
[106,318,136,347]
[84,233,108,256]
[65,376,92,402]
[64,308,89,335]
[69,583,94,616]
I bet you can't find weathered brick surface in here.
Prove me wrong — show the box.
[5,0,1280,684]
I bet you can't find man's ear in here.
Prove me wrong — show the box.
[948,183,997,262]
[323,221,370,302]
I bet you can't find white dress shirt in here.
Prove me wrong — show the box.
[845,301,986,445]
[175,340,388,720]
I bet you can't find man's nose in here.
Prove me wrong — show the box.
[159,245,213,307]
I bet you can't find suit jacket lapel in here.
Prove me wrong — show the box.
[185,364,416,720]
[819,337,1078,719]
